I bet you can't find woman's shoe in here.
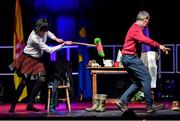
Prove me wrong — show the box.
[26,105,40,112]
[8,105,15,113]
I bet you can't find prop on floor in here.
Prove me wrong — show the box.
[131,91,145,102]
[85,94,107,112]
[171,101,179,111]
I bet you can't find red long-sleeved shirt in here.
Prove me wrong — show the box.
[121,23,160,55]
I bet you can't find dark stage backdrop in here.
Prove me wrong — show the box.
[1,0,180,46]
[0,0,179,102]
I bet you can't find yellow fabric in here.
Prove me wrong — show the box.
[13,0,27,102]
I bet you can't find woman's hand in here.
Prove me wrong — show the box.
[54,38,64,43]
[65,41,72,45]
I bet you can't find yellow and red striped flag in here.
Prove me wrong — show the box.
[13,0,27,102]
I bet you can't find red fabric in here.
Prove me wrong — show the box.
[121,23,160,55]
[12,53,45,79]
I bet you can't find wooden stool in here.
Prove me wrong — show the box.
[47,82,71,112]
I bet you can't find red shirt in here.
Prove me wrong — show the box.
[121,23,160,55]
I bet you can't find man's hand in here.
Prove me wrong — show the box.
[159,45,171,54]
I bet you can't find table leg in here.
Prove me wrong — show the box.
[92,73,97,99]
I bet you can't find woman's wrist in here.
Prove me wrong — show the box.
[55,38,64,43]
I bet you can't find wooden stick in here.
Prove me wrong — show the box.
[72,42,96,47]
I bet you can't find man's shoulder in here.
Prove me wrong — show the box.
[127,23,140,34]
[131,23,141,29]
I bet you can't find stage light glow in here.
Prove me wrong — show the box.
[34,0,79,12]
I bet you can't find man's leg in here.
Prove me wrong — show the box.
[124,56,152,107]
[120,80,142,104]
[116,55,151,112]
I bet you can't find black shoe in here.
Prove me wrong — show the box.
[147,106,154,113]
[147,103,164,113]
[115,100,128,112]
[26,105,40,112]
[8,105,15,113]
[8,107,15,113]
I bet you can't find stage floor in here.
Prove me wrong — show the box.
[0,101,180,120]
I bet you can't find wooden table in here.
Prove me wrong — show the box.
[87,67,127,103]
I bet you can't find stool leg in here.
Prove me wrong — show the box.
[65,88,71,111]
[47,88,51,112]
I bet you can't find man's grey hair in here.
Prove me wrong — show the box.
[136,11,150,20]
